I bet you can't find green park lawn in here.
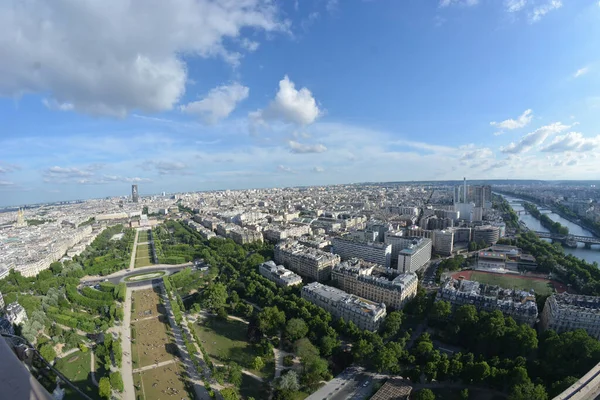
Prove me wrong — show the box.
[54,350,101,400]
[469,271,555,296]
[134,243,152,268]
[138,230,149,243]
[194,317,274,379]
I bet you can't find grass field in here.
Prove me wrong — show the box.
[467,271,555,295]
[134,243,152,268]
[138,230,149,243]
[239,373,271,399]
[54,350,101,400]
[131,289,178,368]
[194,317,274,379]
[124,271,166,282]
[135,363,191,400]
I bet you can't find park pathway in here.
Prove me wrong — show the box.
[132,359,177,374]
[129,230,139,269]
[120,287,135,400]
[161,284,212,400]
[90,351,98,387]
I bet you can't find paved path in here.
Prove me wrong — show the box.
[58,346,80,359]
[213,362,264,382]
[274,333,293,379]
[129,229,139,269]
[80,262,192,284]
[90,351,98,387]
[120,287,135,400]
[161,285,212,400]
[132,359,177,374]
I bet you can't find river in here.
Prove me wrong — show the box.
[500,194,600,265]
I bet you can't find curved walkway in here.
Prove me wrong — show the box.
[90,351,98,387]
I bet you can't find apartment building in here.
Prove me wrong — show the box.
[433,230,454,256]
[540,293,600,340]
[397,238,432,273]
[274,240,341,281]
[5,302,28,325]
[438,278,538,326]
[472,225,501,246]
[331,258,418,310]
[331,236,392,269]
[259,261,303,287]
[262,224,311,243]
[302,282,387,331]
[0,291,4,309]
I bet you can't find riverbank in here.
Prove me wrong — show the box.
[494,189,600,238]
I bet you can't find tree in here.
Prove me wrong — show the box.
[109,372,124,392]
[295,338,320,360]
[258,306,286,335]
[320,335,340,357]
[414,388,436,400]
[98,377,111,400]
[430,300,452,323]
[285,318,308,341]
[38,343,57,361]
[252,356,265,371]
[509,382,548,400]
[278,370,300,392]
[220,388,240,400]
[353,339,374,365]
[380,311,403,338]
[203,283,228,311]
[229,362,243,387]
[460,388,469,400]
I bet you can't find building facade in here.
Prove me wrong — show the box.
[472,225,501,246]
[331,236,392,269]
[274,240,340,281]
[397,238,432,273]
[540,293,600,340]
[437,278,538,326]
[258,261,303,287]
[302,282,387,331]
[5,302,28,325]
[433,230,454,256]
[331,258,418,310]
[132,184,139,203]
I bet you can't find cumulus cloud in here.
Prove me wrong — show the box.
[0,180,14,186]
[313,166,325,173]
[240,38,260,52]
[288,140,327,154]
[0,0,287,117]
[102,175,152,183]
[277,165,295,173]
[44,166,94,179]
[490,109,533,130]
[0,163,19,174]
[42,99,74,111]
[574,67,590,78]
[459,145,493,160]
[439,0,479,7]
[500,122,571,154]
[251,76,322,128]
[505,0,527,12]
[181,83,249,124]
[541,132,600,153]
[529,0,562,23]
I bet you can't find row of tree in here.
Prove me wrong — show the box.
[523,202,569,235]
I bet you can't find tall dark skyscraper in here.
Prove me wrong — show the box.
[132,184,139,203]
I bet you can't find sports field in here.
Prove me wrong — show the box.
[451,270,562,295]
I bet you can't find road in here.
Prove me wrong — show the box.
[306,367,383,400]
[80,263,192,286]
[161,284,212,400]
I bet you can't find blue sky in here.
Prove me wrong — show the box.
[1,0,600,206]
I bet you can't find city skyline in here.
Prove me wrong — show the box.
[1,1,600,206]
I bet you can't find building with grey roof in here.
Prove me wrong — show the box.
[331,236,392,268]
[302,282,387,331]
[331,258,418,310]
[259,261,303,287]
[275,240,340,281]
[438,278,538,326]
[540,293,600,340]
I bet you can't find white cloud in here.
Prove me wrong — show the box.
[288,140,327,154]
[313,166,325,173]
[541,132,600,153]
[181,83,249,124]
[0,0,287,117]
[277,165,295,173]
[574,66,590,78]
[102,175,152,183]
[251,76,322,128]
[240,38,260,53]
[44,166,94,179]
[146,161,188,175]
[529,0,562,23]
[459,145,493,160]
[0,180,14,186]
[500,122,571,154]
[42,98,74,111]
[490,109,533,130]
[439,0,479,7]
[505,0,527,12]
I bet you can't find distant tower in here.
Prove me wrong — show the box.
[132,185,139,203]
[14,209,27,228]
[463,177,467,203]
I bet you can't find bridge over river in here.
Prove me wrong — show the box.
[534,231,600,247]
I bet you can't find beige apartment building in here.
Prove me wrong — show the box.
[274,240,340,281]
[540,293,600,340]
